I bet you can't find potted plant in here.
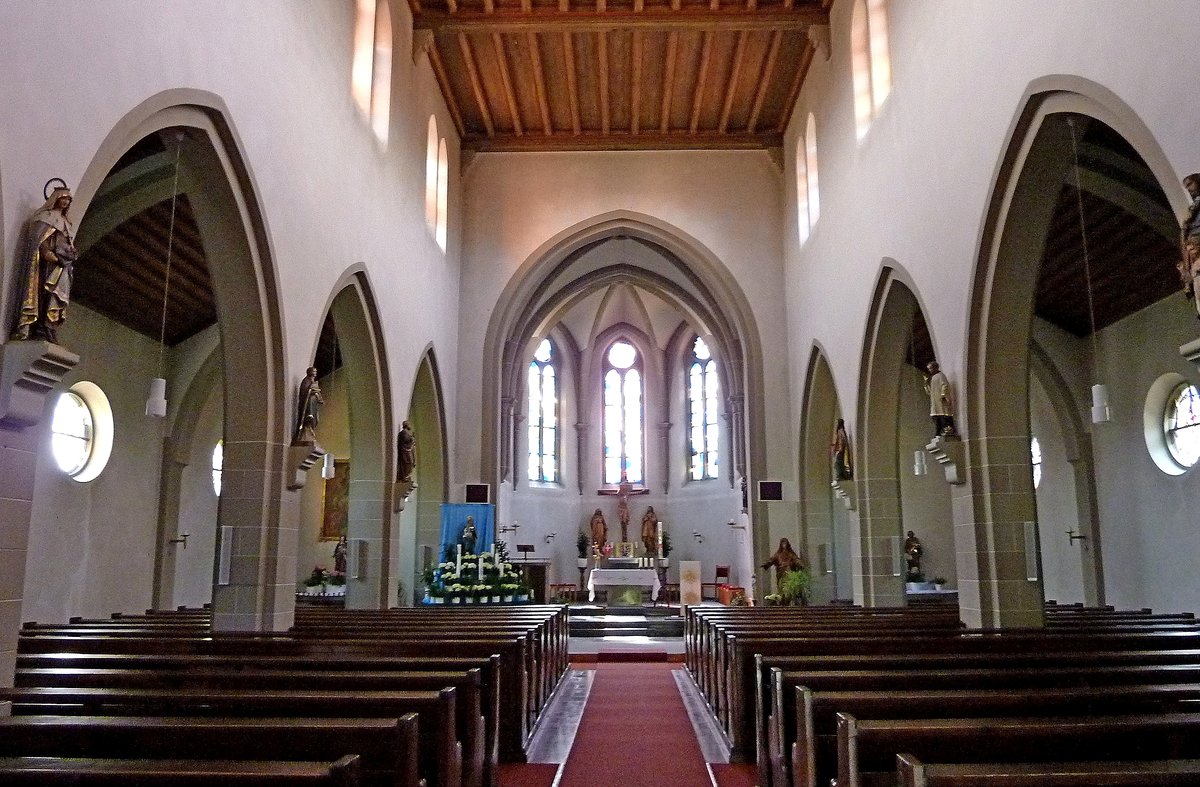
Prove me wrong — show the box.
[501,583,518,603]
[659,531,672,568]
[446,583,463,604]
[303,565,329,594]
[576,532,590,568]
[779,568,813,606]
[763,593,783,606]
[933,576,947,591]
[428,586,445,604]
[516,583,530,603]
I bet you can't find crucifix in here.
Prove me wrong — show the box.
[598,470,648,542]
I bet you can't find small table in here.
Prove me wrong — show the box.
[587,568,661,603]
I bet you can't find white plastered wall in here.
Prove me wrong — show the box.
[1,1,462,620]
[782,1,1200,612]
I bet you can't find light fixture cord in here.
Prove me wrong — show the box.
[1067,118,1102,368]
[157,134,184,375]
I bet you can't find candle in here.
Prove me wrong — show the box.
[657,522,663,558]
[456,544,462,575]
[478,556,483,580]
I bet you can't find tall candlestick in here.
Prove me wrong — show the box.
[456,544,462,576]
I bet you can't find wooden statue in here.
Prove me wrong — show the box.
[11,179,76,343]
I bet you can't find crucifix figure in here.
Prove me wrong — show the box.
[599,469,648,543]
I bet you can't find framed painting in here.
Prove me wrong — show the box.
[321,459,349,541]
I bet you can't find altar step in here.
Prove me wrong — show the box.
[567,607,684,638]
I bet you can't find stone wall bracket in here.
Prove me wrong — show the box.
[286,442,327,490]
[830,478,856,510]
[393,479,416,512]
[925,435,966,485]
[0,340,79,429]
[1180,336,1200,371]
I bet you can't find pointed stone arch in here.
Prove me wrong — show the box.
[403,346,449,603]
[481,211,769,555]
[964,77,1179,626]
[64,91,286,631]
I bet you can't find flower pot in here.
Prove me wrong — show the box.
[576,558,588,569]
[517,594,529,603]
[490,595,501,604]
[450,596,461,604]
[658,558,669,568]
[502,595,514,603]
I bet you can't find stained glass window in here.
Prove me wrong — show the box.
[688,337,720,480]
[527,339,558,483]
[603,341,643,484]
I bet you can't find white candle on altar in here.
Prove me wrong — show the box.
[657,521,663,558]
[478,557,483,580]
[456,544,462,575]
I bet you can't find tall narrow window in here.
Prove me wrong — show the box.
[851,0,891,139]
[435,138,449,251]
[796,136,810,243]
[370,0,392,143]
[603,341,643,484]
[805,114,820,227]
[688,337,720,481]
[527,339,558,483]
[212,440,224,496]
[1030,437,1042,489]
[351,0,392,143]
[425,116,439,230]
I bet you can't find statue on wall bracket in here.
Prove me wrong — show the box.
[11,179,77,345]
[1179,173,1200,319]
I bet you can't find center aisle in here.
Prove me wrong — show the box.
[558,662,714,787]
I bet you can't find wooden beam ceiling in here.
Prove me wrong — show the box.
[412,0,827,152]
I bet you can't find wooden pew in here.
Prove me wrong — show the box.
[896,753,1200,786]
[0,686,461,787]
[788,683,1200,787]
[15,668,486,787]
[0,715,419,787]
[0,754,362,786]
[837,712,1200,787]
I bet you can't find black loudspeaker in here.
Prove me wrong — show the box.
[465,483,491,504]
[758,481,784,501]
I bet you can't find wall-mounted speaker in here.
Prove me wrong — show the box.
[465,483,491,504]
[758,480,784,501]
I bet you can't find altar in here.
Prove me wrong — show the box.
[587,567,661,604]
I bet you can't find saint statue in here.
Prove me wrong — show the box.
[905,530,924,578]
[761,537,805,591]
[11,180,77,343]
[640,506,659,556]
[616,472,633,542]
[1179,173,1200,318]
[924,361,956,437]
[589,508,607,551]
[397,420,416,482]
[333,535,347,575]
[831,418,853,481]
[293,366,324,444]
[460,516,477,554]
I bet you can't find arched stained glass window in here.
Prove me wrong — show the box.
[1165,383,1200,470]
[688,337,720,480]
[603,341,643,484]
[212,440,224,496]
[851,0,891,139]
[527,339,558,483]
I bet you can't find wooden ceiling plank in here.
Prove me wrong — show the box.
[81,247,210,319]
[778,38,814,132]
[630,30,642,134]
[747,30,782,132]
[458,34,495,136]
[98,235,212,311]
[463,129,782,152]
[659,32,679,133]
[689,31,713,134]
[427,45,466,136]
[598,30,611,134]
[118,221,213,295]
[413,7,828,34]
[562,32,582,135]
[446,0,457,12]
[491,33,524,134]
[718,31,747,133]
[525,32,554,134]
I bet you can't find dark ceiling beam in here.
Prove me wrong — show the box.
[418,7,827,34]
[463,129,781,152]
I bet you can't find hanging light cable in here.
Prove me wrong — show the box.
[321,325,338,479]
[146,132,184,418]
[912,322,928,475]
[1067,117,1110,424]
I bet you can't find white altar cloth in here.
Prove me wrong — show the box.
[587,568,661,601]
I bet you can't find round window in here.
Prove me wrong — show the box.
[51,391,93,476]
[1164,382,1200,470]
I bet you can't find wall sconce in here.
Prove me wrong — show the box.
[544,532,556,544]
[499,521,521,535]
[692,530,704,544]
[168,532,190,550]
[1066,529,1087,545]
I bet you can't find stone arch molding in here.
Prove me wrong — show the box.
[963,77,1177,627]
[481,210,770,555]
[73,90,287,631]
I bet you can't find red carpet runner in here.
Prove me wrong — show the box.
[558,662,714,787]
